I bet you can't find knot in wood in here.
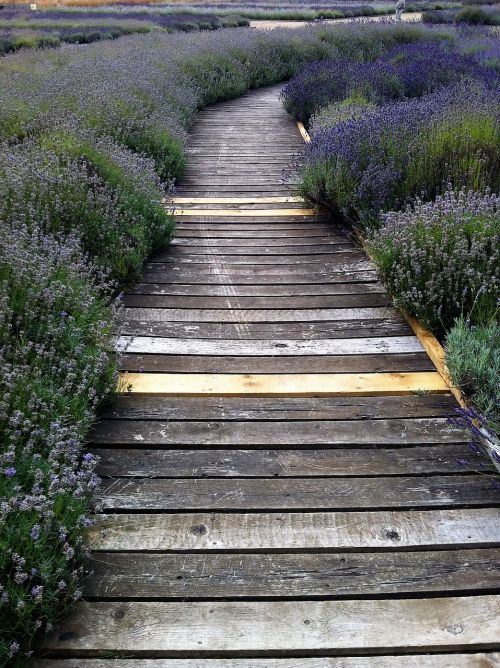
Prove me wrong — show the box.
[384,528,401,541]
[190,523,208,536]
[446,623,464,635]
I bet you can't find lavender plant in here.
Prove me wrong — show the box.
[0,132,174,283]
[282,38,497,124]
[0,220,117,663]
[368,188,500,333]
[299,81,500,222]
[281,57,404,122]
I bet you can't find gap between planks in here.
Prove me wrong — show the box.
[117,372,448,397]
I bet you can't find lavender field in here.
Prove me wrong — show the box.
[0,14,499,665]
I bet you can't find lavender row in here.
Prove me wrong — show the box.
[282,32,499,443]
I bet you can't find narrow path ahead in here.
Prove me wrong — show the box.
[38,85,500,665]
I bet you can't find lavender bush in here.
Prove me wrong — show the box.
[0,219,117,663]
[298,81,500,222]
[309,99,376,136]
[0,10,250,55]
[0,131,173,283]
[282,38,497,124]
[282,58,404,122]
[368,188,500,332]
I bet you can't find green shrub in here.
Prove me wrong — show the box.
[455,6,499,24]
[446,317,500,434]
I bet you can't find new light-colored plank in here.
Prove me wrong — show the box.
[117,371,446,397]
[43,596,500,654]
[115,336,424,356]
[172,208,316,217]
[169,196,305,204]
[89,508,500,551]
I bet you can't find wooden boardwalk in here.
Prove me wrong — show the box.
[37,85,500,666]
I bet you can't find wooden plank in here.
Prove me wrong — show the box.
[96,475,496,511]
[90,418,464,446]
[115,336,424,356]
[172,208,317,217]
[42,596,500,654]
[127,283,385,297]
[138,270,379,285]
[118,352,435,374]
[121,306,397,323]
[167,238,350,248]
[151,253,363,265]
[174,232,339,240]
[117,371,447,397]
[170,197,304,204]
[123,293,389,309]
[89,508,500,551]
[142,261,373,277]
[174,230,337,238]
[169,199,307,207]
[31,654,500,667]
[118,321,413,342]
[93,444,480,478]
[84,548,500,598]
[101,394,457,421]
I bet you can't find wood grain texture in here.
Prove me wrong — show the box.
[96,475,497,511]
[90,417,464,446]
[118,352,435,373]
[93,444,477,477]
[100,394,457,421]
[116,337,424,356]
[42,596,500,654]
[117,371,447,396]
[84,548,500,598]
[89,508,500,551]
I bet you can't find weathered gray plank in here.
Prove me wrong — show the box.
[121,306,399,323]
[42,596,500,654]
[118,352,435,373]
[146,253,365,266]
[127,283,384,297]
[84,548,500,598]
[118,320,412,341]
[89,418,464,446]
[89,508,500,551]
[100,394,456,421]
[123,293,389,309]
[94,444,476,477]
[96,475,495,511]
[115,336,423,356]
